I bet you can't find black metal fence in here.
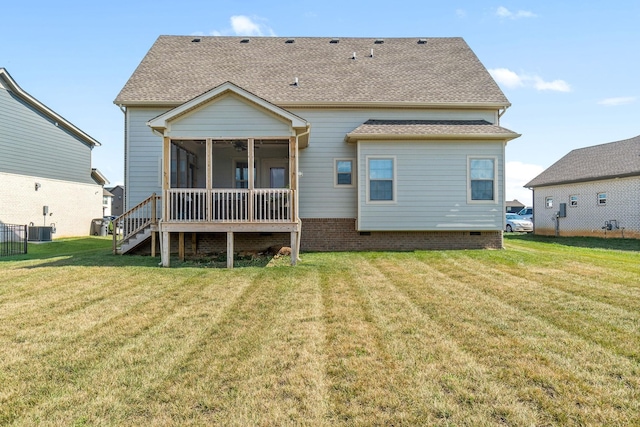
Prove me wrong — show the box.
[0,224,28,257]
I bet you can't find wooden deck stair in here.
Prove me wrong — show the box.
[113,193,161,255]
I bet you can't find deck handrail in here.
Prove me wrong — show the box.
[166,188,293,223]
[113,193,161,254]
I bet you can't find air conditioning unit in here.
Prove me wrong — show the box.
[28,226,53,242]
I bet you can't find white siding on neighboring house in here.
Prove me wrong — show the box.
[290,108,499,219]
[0,172,102,237]
[356,140,504,231]
[168,94,293,138]
[532,176,640,238]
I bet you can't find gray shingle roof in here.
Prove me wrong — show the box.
[115,36,510,107]
[346,119,519,139]
[525,135,640,188]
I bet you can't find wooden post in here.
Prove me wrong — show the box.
[162,231,170,267]
[163,137,171,221]
[191,233,197,255]
[248,138,255,222]
[290,231,298,266]
[206,138,212,221]
[227,231,234,269]
[179,232,185,261]
[151,232,156,257]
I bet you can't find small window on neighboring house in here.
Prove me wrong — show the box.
[597,192,607,205]
[545,197,553,208]
[335,159,354,187]
[367,157,395,202]
[570,195,578,207]
[468,158,496,201]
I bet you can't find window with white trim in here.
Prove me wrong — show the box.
[569,195,578,207]
[468,158,496,201]
[545,196,553,208]
[597,192,607,205]
[367,157,395,202]
[334,159,354,187]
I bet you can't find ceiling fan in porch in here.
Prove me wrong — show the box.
[232,140,260,152]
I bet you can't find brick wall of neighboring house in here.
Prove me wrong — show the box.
[133,218,503,256]
[0,172,103,237]
[533,176,640,239]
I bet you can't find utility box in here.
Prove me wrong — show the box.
[28,226,53,242]
[558,203,567,218]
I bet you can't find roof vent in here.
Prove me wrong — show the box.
[370,48,374,58]
[191,38,201,43]
[330,38,340,44]
[240,38,250,43]
[291,77,299,87]
[352,51,357,60]
[417,38,427,44]
[374,39,384,44]
[285,39,295,44]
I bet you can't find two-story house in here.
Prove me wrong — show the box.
[114,36,519,267]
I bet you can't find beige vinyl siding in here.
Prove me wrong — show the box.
[357,140,504,231]
[0,86,93,184]
[126,107,168,208]
[167,94,293,138]
[290,108,498,219]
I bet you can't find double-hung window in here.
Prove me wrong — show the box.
[367,157,395,202]
[468,157,496,202]
[335,159,354,187]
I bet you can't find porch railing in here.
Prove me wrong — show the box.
[113,193,161,254]
[167,188,292,223]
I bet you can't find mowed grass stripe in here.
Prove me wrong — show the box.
[447,256,640,361]
[1,269,231,425]
[135,267,329,426]
[350,255,540,425]
[14,270,262,426]
[374,253,639,425]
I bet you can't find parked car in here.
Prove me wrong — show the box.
[517,207,533,221]
[505,213,533,233]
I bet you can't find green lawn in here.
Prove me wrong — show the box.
[1,235,638,426]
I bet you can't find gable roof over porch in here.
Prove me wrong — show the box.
[147,81,310,147]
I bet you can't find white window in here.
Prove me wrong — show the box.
[569,195,578,207]
[468,157,496,202]
[334,159,354,187]
[545,197,553,208]
[367,157,395,202]
[597,192,607,205]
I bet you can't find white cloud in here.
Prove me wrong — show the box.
[496,6,537,19]
[532,76,571,92]
[208,15,276,37]
[506,161,545,206]
[489,68,571,93]
[489,68,525,88]
[455,8,467,18]
[598,96,637,106]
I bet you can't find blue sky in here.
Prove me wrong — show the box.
[2,1,639,205]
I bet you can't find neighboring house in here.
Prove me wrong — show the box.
[103,189,114,217]
[91,168,113,217]
[114,36,519,267]
[525,135,640,238]
[506,199,525,214]
[106,185,125,216]
[0,68,103,237]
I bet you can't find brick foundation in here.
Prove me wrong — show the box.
[300,218,503,251]
[131,218,503,256]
